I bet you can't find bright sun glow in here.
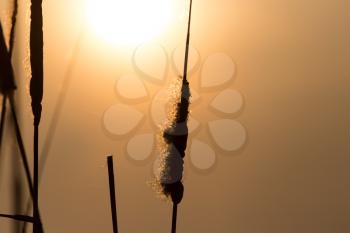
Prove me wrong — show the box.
[86,0,174,45]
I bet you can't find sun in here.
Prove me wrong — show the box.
[85,0,174,46]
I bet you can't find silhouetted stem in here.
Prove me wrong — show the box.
[34,125,40,232]
[183,0,193,83]
[107,156,118,233]
[0,93,7,149]
[171,203,178,233]
[0,214,34,223]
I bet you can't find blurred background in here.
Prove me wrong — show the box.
[0,0,349,232]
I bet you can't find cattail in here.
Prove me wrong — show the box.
[153,1,194,232]
[29,1,44,233]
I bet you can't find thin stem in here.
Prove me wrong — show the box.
[0,93,7,150]
[40,31,83,177]
[9,0,18,57]
[0,214,34,223]
[107,156,118,233]
[8,94,34,198]
[33,125,39,233]
[171,203,178,233]
[182,0,193,82]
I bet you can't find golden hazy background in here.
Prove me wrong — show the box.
[0,0,349,232]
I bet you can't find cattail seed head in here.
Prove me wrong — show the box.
[152,76,191,203]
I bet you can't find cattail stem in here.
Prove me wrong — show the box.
[33,125,40,232]
[107,156,119,233]
[171,203,178,233]
[183,0,193,82]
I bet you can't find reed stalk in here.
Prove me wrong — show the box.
[171,204,178,233]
